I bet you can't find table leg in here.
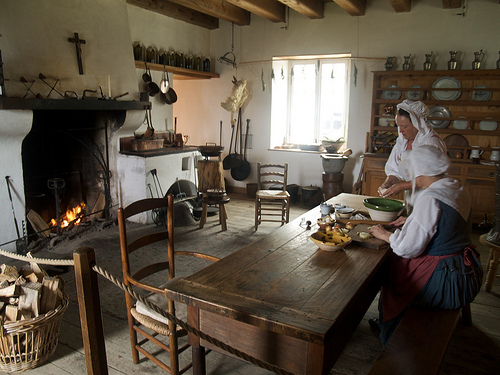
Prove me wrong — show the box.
[199,202,207,229]
[187,305,206,375]
[220,204,227,231]
[485,248,499,292]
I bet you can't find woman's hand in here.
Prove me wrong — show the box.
[369,224,391,243]
[390,216,406,227]
[378,183,403,198]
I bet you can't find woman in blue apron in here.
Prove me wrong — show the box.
[369,145,483,346]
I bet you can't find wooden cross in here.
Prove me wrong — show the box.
[68,32,86,75]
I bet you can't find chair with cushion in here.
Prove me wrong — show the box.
[255,163,290,230]
[118,194,219,374]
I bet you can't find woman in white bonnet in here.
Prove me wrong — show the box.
[378,99,446,199]
[369,145,482,347]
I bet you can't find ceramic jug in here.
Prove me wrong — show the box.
[470,146,483,160]
[490,147,500,161]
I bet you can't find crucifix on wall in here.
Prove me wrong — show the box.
[68,32,86,75]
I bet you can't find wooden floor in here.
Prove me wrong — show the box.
[1,194,499,374]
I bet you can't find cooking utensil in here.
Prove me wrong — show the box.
[231,118,251,181]
[38,73,64,98]
[160,64,169,94]
[223,120,240,169]
[5,176,27,254]
[20,77,37,98]
[142,62,160,97]
[164,73,177,104]
[198,143,224,157]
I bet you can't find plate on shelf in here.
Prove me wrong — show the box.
[471,85,491,101]
[444,134,469,159]
[405,85,423,101]
[479,118,498,131]
[428,105,452,129]
[379,115,396,127]
[453,116,468,130]
[432,76,461,101]
[382,85,401,100]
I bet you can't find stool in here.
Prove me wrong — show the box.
[199,196,230,231]
[479,234,500,292]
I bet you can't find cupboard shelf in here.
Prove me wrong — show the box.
[135,61,219,80]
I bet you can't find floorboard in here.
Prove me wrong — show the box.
[1,194,499,374]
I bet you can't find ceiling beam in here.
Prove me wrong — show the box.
[277,0,324,19]
[224,0,287,23]
[165,0,251,25]
[442,0,461,9]
[332,0,365,16]
[126,0,219,29]
[388,0,411,13]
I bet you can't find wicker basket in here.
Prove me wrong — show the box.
[0,293,69,372]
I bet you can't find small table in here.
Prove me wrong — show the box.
[166,193,390,374]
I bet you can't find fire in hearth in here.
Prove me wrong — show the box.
[50,202,86,230]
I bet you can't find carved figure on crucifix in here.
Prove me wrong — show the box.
[68,32,86,75]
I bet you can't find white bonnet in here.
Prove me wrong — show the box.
[397,99,432,137]
[401,145,450,180]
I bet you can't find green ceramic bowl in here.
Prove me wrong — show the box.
[363,198,405,212]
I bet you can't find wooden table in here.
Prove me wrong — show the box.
[165,193,390,375]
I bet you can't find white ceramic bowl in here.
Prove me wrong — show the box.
[335,207,354,219]
[365,207,400,222]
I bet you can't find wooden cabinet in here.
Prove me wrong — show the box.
[363,69,500,223]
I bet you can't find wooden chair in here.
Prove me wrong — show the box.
[479,234,500,292]
[118,195,219,374]
[255,163,290,230]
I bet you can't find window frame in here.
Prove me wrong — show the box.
[271,54,351,149]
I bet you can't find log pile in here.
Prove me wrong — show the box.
[0,263,63,321]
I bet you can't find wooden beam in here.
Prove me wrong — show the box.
[126,0,219,29]
[442,0,462,9]
[278,0,324,19]
[225,0,286,23]
[388,0,411,13]
[163,0,251,25]
[332,0,365,16]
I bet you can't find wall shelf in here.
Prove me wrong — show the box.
[135,61,219,80]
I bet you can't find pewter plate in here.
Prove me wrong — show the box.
[428,105,451,129]
[405,85,423,101]
[472,85,491,101]
[382,85,401,100]
[432,76,461,101]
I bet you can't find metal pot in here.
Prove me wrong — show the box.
[198,143,224,157]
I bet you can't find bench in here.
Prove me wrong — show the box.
[368,304,471,375]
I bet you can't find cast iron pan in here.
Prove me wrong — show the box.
[223,120,240,170]
[231,119,251,181]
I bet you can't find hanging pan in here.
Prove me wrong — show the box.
[223,116,241,170]
[231,118,251,181]
[161,72,177,104]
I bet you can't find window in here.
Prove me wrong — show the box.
[270,55,350,148]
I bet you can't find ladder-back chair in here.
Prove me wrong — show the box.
[255,163,290,230]
[118,195,219,374]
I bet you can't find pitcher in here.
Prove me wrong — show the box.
[472,50,484,70]
[470,146,483,163]
[490,147,500,161]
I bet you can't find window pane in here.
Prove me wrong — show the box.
[319,63,346,142]
[289,64,316,144]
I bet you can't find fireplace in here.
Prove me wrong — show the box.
[22,110,124,231]
[0,98,148,252]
